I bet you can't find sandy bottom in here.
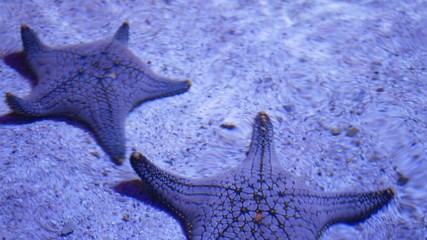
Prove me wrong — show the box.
[0,1,426,239]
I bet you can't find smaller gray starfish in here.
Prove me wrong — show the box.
[130,112,394,239]
[6,22,191,164]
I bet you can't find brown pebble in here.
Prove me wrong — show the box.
[90,151,100,157]
[331,128,341,136]
[122,214,130,222]
[220,123,236,130]
[353,140,361,147]
[346,127,359,137]
[397,171,410,186]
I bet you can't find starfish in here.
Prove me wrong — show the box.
[5,22,191,164]
[130,112,394,239]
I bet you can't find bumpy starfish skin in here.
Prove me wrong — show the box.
[130,112,394,239]
[6,22,191,164]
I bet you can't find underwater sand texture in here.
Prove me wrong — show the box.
[0,1,426,239]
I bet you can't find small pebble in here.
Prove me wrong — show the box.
[60,222,75,237]
[346,127,359,137]
[90,151,100,158]
[283,105,293,112]
[397,171,410,186]
[220,123,236,130]
[331,128,341,136]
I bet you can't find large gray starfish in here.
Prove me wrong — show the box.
[130,112,394,239]
[6,22,191,164]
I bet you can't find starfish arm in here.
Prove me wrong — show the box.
[20,25,54,77]
[130,152,220,236]
[244,112,281,177]
[84,115,126,164]
[102,42,192,105]
[7,89,127,164]
[130,151,219,204]
[20,25,46,55]
[313,188,395,233]
[6,92,65,116]
[132,70,192,104]
[74,94,128,164]
[6,75,97,117]
[113,22,129,45]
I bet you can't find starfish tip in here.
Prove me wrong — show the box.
[130,152,143,161]
[114,157,125,165]
[19,24,44,53]
[5,92,18,106]
[258,111,268,116]
[185,80,192,88]
[114,22,130,44]
[255,111,271,126]
[387,188,396,197]
[130,152,151,171]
